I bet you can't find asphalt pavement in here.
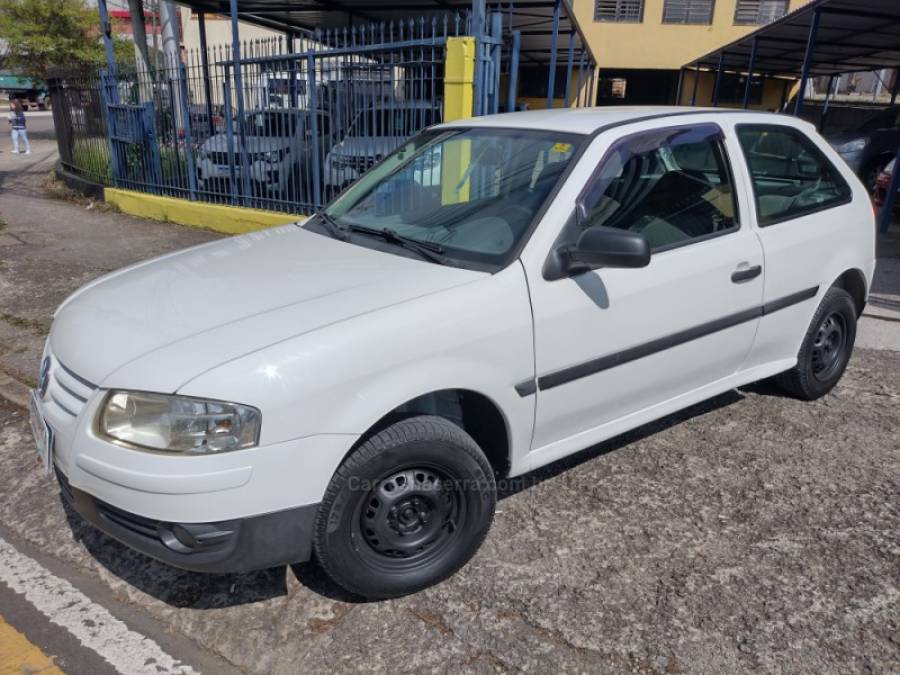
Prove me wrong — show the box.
[0,118,898,674]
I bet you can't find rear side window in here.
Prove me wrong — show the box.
[578,123,739,252]
[737,124,851,226]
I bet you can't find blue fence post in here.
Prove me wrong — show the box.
[690,63,700,106]
[229,0,251,204]
[878,147,900,233]
[198,11,215,138]
[178,62,199,200]
[472,0,485,116]
[491,11,503,114]
[794,7,821,117]
[546,0,561,109]
[307,53,322,208]
[563,31,575,107]
[222,70,239,204]
[286,33,298,108]
[712,52,725,107]
[96,0,118,76]
[99,70,122,186]
[507,30,520,112]
[743,37,758,109]
[142,101,163,190]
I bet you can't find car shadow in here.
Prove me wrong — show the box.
[60,500,290,610]
[496,388,745,500]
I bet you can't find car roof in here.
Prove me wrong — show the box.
[437,106,813,135]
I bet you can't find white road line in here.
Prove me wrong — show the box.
[0,535,199,675]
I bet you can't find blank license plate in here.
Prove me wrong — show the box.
[29,390,53,474]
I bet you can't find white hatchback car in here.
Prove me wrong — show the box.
[32,107,875,599]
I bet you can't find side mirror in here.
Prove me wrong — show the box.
[570,226,651,269]
[544,226,650,280]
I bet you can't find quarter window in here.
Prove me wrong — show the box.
[663,0,715,25]
[578,124,738,251]
[594,0,644,22]
[737,125,852,226]
[734,0,788,25]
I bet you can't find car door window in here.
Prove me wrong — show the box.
[737,124,851,226]
[577,124,739,251]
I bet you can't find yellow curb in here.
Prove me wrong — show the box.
[0,614,64,674]
[104,188,305,235]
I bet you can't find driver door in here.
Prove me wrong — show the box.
[524,123,764,463]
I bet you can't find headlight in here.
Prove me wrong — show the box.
[99,391,261,454]
[835,138,867,154]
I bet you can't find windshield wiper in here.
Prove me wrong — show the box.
[317,212,350,241]
[349,225,450,265]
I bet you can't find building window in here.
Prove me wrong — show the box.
[594,0,644,22]
[662,0,715,24]
[734,0,788,25]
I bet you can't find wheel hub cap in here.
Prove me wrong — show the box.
[359,468,457,559]
[811,312,846,381]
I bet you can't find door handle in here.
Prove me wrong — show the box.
[731,265,762,283]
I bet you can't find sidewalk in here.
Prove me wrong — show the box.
[0,135,219,390]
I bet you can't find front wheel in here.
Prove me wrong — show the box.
[313,415,497,599]
[776,286,857,400]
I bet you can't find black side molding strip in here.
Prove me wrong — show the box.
[514,380,537,397]
[517,286,819,395]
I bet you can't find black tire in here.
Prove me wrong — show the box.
[313,415,496,599]
[776,286,857,400]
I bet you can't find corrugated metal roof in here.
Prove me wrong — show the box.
[689,0,900,77]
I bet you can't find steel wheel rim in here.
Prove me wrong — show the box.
[810,311,847,381]
[352,464,464,570]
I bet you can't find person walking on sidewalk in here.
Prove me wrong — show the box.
[8,99,31,155]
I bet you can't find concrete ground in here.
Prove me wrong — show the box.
[0,123,899,673]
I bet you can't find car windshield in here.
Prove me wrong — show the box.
[242,112,297,137]
[348,107,436,138]
[322,127,582,267]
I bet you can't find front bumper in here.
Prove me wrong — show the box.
[56,464,319,573]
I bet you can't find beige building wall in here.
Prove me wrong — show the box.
[179,9,282,52]
[572,0,811,71]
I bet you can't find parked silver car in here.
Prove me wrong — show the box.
[197,108,332,200]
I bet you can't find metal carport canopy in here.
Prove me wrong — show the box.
[174,0,596,65]
[689,0,900,76]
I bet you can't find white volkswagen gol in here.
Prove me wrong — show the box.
[32,108,875,599]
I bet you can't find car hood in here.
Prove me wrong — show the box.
[50,225,484,392]
[202,134,291,154]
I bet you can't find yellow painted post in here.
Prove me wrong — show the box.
[442,37,475,204]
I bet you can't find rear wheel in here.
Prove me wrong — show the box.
[776,286,857,400]
[313,415,496,599]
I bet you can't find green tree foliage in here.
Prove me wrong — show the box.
[0,0,135,79]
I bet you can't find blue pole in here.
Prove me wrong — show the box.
[743,37,758,109]
[878,147,900,233]
[712,52,725,107]
[472,0,485,116]
[546,0,561,109]
[198,12,215,138]
[286,32,298,108]
[491,11,502,114]
[564,31,575,107]
[96,0,117,76]
[820,74,836,132]
[794,8,821,117]
[229,0,251,202]
[690,63,700,106]
[507,30,520,112]
[178,62,198,200]
[307,53,322,208]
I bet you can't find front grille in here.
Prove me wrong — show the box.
[332,154,380,171]
[46,356,96,419]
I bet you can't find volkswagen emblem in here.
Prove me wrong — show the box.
[38,357,51,399]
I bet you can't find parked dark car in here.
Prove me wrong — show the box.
[826,105,900,191]
[873,158,900,217]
